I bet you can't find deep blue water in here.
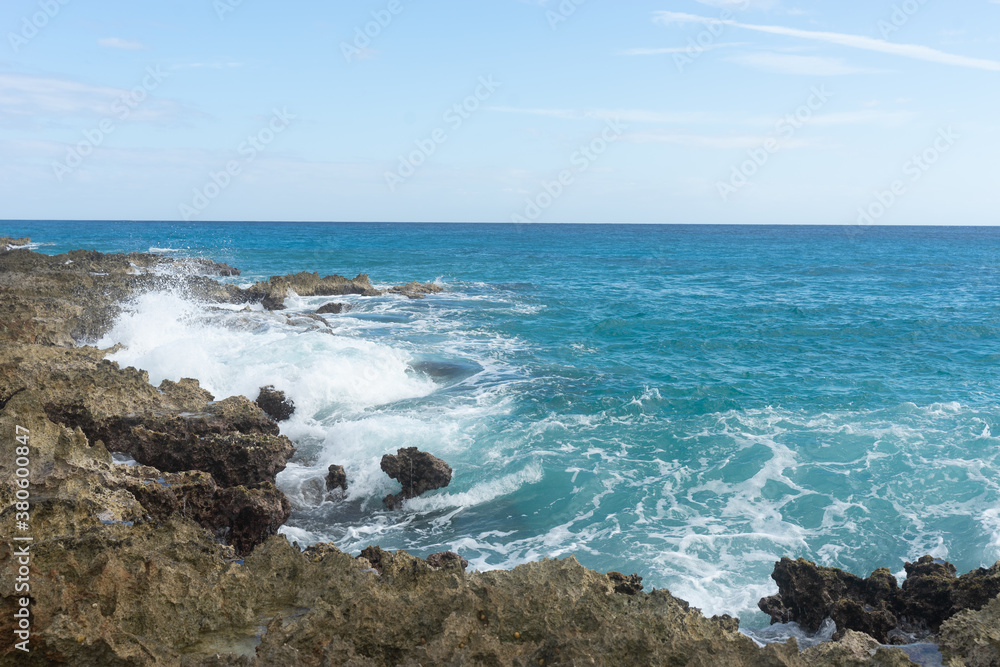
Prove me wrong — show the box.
[5,221,1000,622]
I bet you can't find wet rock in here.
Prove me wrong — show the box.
[427,551,469,571]
[247,272,380,310]
[255,385,295,422]
[325,464,348,492]
[389,280,443,299]
[380,447,452,509]
[0,236,30,249]
[759,556,1000,644]
[607,571,644,595]
[316,302,349,314]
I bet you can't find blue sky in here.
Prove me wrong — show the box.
[1,0,998,223]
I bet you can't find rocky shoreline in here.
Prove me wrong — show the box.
[1,242,998,665]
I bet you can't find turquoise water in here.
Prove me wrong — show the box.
[6,221,1000,623]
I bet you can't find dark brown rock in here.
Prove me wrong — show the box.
[607,571,644,595]
[389,280,443,299]
[256,385,295,422]
[380,447,452,509]
[325,464,348,492]
[316,302,350,314]
[358,545,387,574]
[759,556,1000,644]
[427,551,469,570]
[759,558,902,642]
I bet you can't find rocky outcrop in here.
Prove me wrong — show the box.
[427,551,469,571]
[246,272,381,310]
[255,385,295,422]
[607,571,644,596]
[316,302,350,314]
[0,236,30,249]
[759,556,1000,643]
[380,447,453,509]
[325,464,348,492]
[389,281,443,299]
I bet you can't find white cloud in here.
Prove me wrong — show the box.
[652,11,1000,71]
[625,132,813,149]
[0,73,186,126]
[621,43,747,56]
[727,52,885,75]
[98,38,147,50]
[695,0,778,8]
[487,106,717,124]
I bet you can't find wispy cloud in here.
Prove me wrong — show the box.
[487,106,716,124]
[695,0,778,8]
[625,132,814,149]
[653,11,1000,71]
[0,73,186,127]
[726,52,885,75]
[98,38,147,50]
[621,43,747,56]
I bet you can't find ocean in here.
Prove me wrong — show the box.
[6,221,1000,627]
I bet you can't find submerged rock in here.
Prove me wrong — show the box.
[316,301,350,314]
[325,464,348,492]
[380,447,453,509]
[389,280,443,299]
[255,385,295,422]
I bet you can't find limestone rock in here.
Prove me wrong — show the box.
[427,551,469,570]
[389,281,443,299]
[380,447,452,509]
[255,385,295,422]
[325,464,348,492]
[316,302,350,314]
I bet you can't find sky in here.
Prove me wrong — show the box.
[0,0,998,224]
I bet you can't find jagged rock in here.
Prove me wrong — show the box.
[759,558,898,639]
[0,236,30,249]
[358,545,387,574]
[316,302,349,314]
[389,280,443,299]
[325,464,348,492]
[256,385,295,422]
[607,571,644,595]
[247,272,381,310]
[759,556,1000,644]
[380,447,452,509]
[427,551,469,570]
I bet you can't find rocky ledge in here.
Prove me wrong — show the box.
[0,246,995,666]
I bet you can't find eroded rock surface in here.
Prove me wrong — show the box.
[759,556,1000,643]
[325,464,348,492]
[255,385,295,422]
[380,447,453,509]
